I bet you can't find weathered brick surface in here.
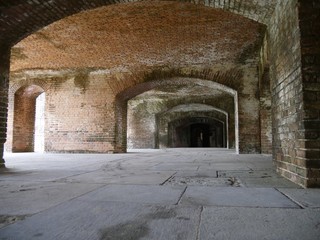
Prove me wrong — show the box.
[0,46,10,166]
[6,70,117,153]
[298,0,320,187]
[269,0,303,186]
[259,67,272,154]
[268,0,320,187]
[0,0,277,46]
[10,2,265,71]
[238,65,262,153]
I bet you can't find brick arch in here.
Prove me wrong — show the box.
[8,84,46,152]
[116,77,237,101]
[155,104,231,149]
[115,77,239,153]
[6,79,51,152]
[106,67,245,98]
[0,0,275,47]
[9,79,50,95]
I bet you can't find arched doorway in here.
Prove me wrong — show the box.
[12,85,45,152]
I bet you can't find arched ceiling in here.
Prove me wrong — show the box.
[166,104,228,113]
[133,84,228,100]
[10,1,265,72]
[0,0,277,47]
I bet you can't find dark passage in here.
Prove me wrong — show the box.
[169,117,225,148]
[190,123,210,147]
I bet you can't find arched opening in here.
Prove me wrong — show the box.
[169,117,225,148]
[12,85,45,152]
[155,103,230,149]
[116,77,238,153]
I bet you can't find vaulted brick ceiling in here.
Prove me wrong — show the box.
[133,85,229,100]
[10,1,266,72]
[0,0,276,47]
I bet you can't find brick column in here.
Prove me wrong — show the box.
[260,67,272,154]
[299,0,320,187]
[0,45,10,167]
[114,99,127,153]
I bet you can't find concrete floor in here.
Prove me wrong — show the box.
[0,148,319,240]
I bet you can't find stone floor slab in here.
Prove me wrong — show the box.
[0,168,88,182]
[60,170,175,185]
[165,176,240,187]
[0,181,104,215]
[78,184,186,205]
[240,177,300,188]
[151,163,200,171]
[277,188,320,208]
[217,170,279,178]
[198,163,251,171]
[200,207,320,240]
[0,201,201,240]
[174,170,218,178]
[180,186,299,208]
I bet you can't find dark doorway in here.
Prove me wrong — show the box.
[169,117,226,148]
[190,123,210,147]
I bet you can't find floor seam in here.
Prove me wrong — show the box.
[53,169,102,183]
[275,188,305,209]
[175,186,187,205]
[196,206,204,240]
[160,172,177,185]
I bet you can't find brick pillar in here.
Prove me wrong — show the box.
[0,45,10,167]
[299,0,320,187]
[237,66,262,154]
[260,67,272,154]
[114,99,127,153]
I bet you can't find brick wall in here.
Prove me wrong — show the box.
[6,70,117,153]
[128,98,166,149]
[0,46,10,166]
[45,72,116,153]
[269,0,308,187]
[298,0,320,187]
